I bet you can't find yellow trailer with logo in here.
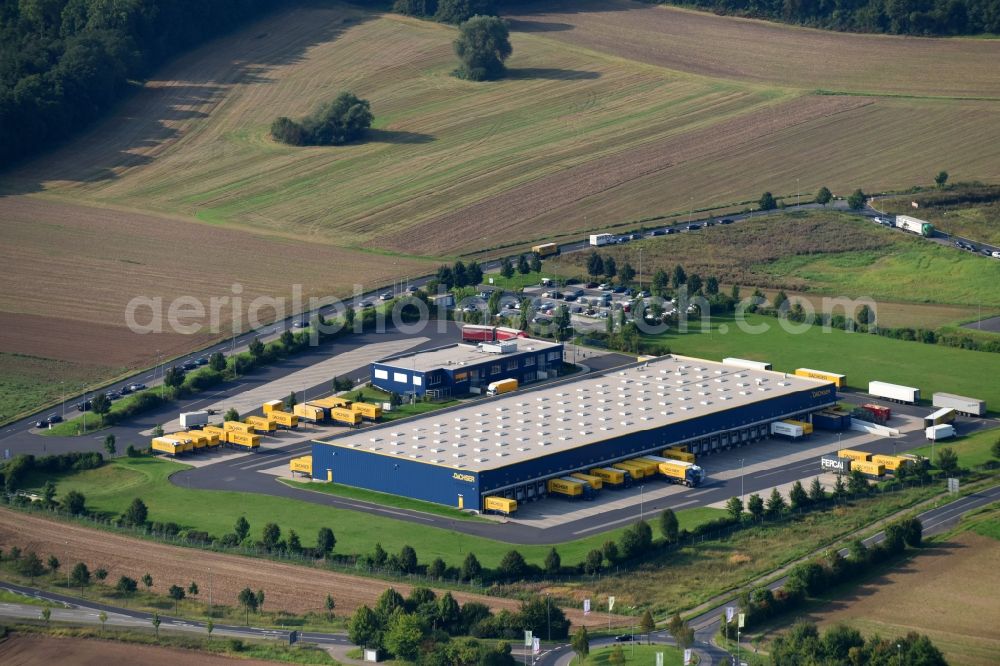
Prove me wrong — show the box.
[629,458,662,477]
[662,448,696,463]
[169,431,206,451]
[269,410,299,429]
[226,431,260,451]
[152,436,188,456]
[293,403,324,423]
[224,421,255,435]
[850,460,885,478]
[310,396,352,410]
[589,467,628,488]
[245,415,276,434]
[330,407,362,427]
[838,449,871,463]
[262,399,284,414]
[794,368,846,389]
[290,455,312,477]
[547,478,584,498]
[570,472,603,490]
[871,454,911,472]
[613,460,647,480]
[784,419,814,435]
[484,496,518,516]
[351,402,382,421]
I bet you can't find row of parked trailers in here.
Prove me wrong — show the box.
[152,422,263,455]
[482,448,703,515]
[821,449,919,478]
[289,396,382,427]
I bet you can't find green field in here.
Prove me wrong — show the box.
[582,644,685,665]
[0,353,120,427]
[23,457,724,569]
[350,386,460,422]
[280,479,488,522]
[645,313,1000,411]
[905,427,1000,468]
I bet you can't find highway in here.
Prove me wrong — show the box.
[2,484,994,666]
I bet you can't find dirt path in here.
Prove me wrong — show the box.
[0,509,601,626]
[0,634,284,666]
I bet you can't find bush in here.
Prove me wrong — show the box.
[271,93,373,146]
[435,0,497,24]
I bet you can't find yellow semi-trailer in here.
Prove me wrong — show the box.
[262,399,284,414]
[871,454,911,472]
[289,455,312,477]
[662,448,696,463]
[547,478,584,497]
[269,411,299,428]
[183,430,219,447]
[850,460,885,478]
[612,461,646,479]
[330,407,362,427]
[310,396,352,409]
[838,449,872,463]
[170,431,207,451]
[531,242,559,258]
[784,419,814,435]
[484,496,518,515]
[487,378,519,397]
[351,402,382,420]
[570,472,604,490]
[244,416,277,433]
[629,458,662,476]
[226,431,260,451]
[642,455,706,487]
[589,467,629,488]
[203,425,227,440]
[794,368,846,389]
[151,437,187,456]
[293,404,325,422]
[223,421,255,435]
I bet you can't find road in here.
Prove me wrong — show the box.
[170,388,998,544]
[3,485,993,665]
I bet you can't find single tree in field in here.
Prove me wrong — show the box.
[70,562,91,589]
[808,477,826,503]
[122,497,148,527]
[759,191,777,211]
[169,584,185,614]
[544,547,561,575]
[255,589,265,613]
[42,607,51,626]
[238,587,258,624]
[659,508,679,543]
[847,188,866,210]
[209,352,226,372]
[500,257,514,279]
[47,554,60,574]
[765,488,787,517]
[789,480,809,510]
[936,447,959,475]
[19,552,45,582]
[152,612,161,639]
[99,610,107,633]
[725,496,744,521]
[104,434,116,457]
[94,568,108,581]
[833,474,848,500]
[64,489,86,515]
[142,573,154,591]
[116,576,137,605]
[234,516,250,543]
[586,251,604,277]
[571,625,590,662]
[248,337,265,358]
[325,594,336,620]
[317,527,337,556]
[816,186,832,205]
[603,256,617,280]
[747,493,765,521]
[42,481,56,507]
[163,366,184,389]
[188,581,199,598]
[453,15,512,82]
[934,170,948,187]
[619,262,636,284]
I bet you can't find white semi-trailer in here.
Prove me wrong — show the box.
[589,233,613,247]
[925,424,955,440]
[722,357,773,371]
[179,411,209,428]
[932,392,985,417]
[869,381,920,404]
[894,215,934,237]
[770,421,804,439]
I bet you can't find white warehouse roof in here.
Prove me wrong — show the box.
[319,354,834,472]
[374,339,562,374]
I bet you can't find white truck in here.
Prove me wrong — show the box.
[770,421,804,439]
[179,411,209,428]
[925,424,956,441]
[894,215,934,237]
[589,233,614,247]
[932,392,985,417]
[869,381,920,404]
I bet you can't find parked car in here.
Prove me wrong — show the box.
[704,220,715,227]
[360,301,373,309]
[563,294,577,302]
[47,414,62,424]
[629,233,641,240]
[407,285,418,292]
[380,292,393,301]
[637,290,650,298]
[598,283,611,291]
[127,382,146,392]
[119,385,132,395]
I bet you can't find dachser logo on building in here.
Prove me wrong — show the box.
[452,472,475,482]
[811,388,832,398]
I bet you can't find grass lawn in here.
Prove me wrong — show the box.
[0,589,56,607]
[22,457,724,569]
[645,313,1000,412]
[905,427,1000,468]
[484,270,555,292]
[280,479,489,522]
[582,644,686,665]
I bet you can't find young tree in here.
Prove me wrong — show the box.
[765,488,787,517]
[95,568,108,581]
[91,393,111,424]
[325,594,336,620]
[428,557,447,580]
[687,273,703,294]
[759,191,777,210]
[808,477,826,503]
[583,548,603,574]
[19,552,45,582]
[936,447,959,475]
[848,470,870,495]
[517,254,530,275]
[209,351,226,372]
[705,276,719,295]
[603,256,617,280]
[544,547,561,575]
[372,543,388,567]
[498,549,528,580]
[285,391,297,409]
[460,552,482,581]
[652,269,669,296]
[262,523,281,550]
[672,264,687,289]
[287,530,302,555]
[602,540,619,564]
[816,186,832,205]
[248,337,265,358]
[188,582,199,598]
[639,609,655,644]
[169,584,185,614]
[385,613,425,661]
[348,605,382,648]
[619,262,636,284]
[833,474,848,500]
[529,254,542,273]
[238,587,258,624]
[466,260,484,287]
[42,481,56,507]
[224,408,240,423]
[256,589,265,613]
[207,619,214,636]
[609,644,625,665]
[42,607,51,626]
[453,15,512,82]
[142,573,154,591]
[116,576,138,604]
[659,508,679,543]
[47,554,60,574]
[586,251,604,277]
[847,188,866,210]
[234,516,250,543]
[571,625,590,663]
[934,170,949,187]
[122,497,148,527]
[725,496,744,521]
[747,493,765,521]
[103,434,116,457]
[789,480,809,510]
[163,366,184,389]
[500,257,514,279]
[99,610,107,633]
[398,545,418,574]
[70,562,91,588]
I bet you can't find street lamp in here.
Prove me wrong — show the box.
[739,458,745,502]
[897,643,902,664]
[639,485,645,522]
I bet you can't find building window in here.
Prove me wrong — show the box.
[548,351,561,361]
[523,356,535,367]
[374,368,389,380]
[427,372,442,386]
[491,364,501,375]
[393,372,408,384]
[413,376,422,386]
[506,359,518,371]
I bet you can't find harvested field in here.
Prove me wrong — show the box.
[507,0,1000,97]
[0,508,603,627]
[0,353,120,425]
[808,531,1000,666]
[0,635,282,666]
[0,197,433,363]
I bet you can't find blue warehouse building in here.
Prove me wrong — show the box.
[370,339,564,399]
[313,354,837,512]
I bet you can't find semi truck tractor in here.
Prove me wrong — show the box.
[487,378,518,397]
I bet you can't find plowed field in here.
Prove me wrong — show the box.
[0,509,605,626]
[0,635,282,666]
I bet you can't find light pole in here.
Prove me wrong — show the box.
[61,381,65,418]
[639,485,645,522]
[739,458,745,503]
[897,643,902,664]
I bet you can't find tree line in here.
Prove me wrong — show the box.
[659,0,1000,35]
[0,0,296,167]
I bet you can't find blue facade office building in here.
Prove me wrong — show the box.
[313,354,837,512]
[370,339,564,398]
